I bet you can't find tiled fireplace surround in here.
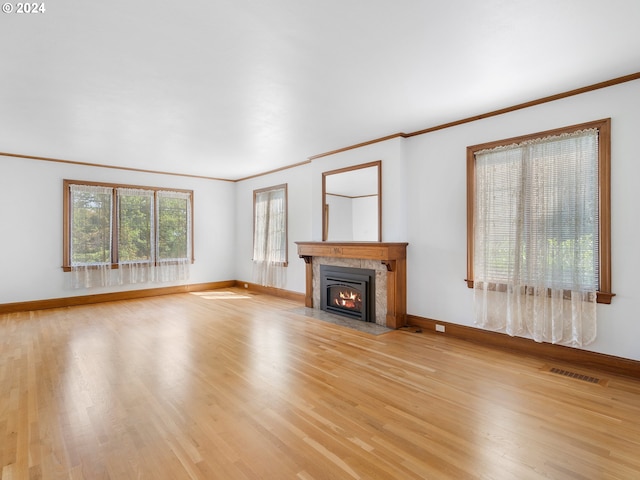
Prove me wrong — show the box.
[296,242,408,329]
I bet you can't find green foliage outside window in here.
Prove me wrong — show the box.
[119,195,153,262]
[158,196,189,260]
[68,183,191,266]
[71,191,112,264]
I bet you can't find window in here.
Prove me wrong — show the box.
[253,184,288,287]
[117,188,154,264]
[467,119,612,303]
[466,119,612,347]
[68,184,114,266]
[157,190,191,262]
[63,180,193,286]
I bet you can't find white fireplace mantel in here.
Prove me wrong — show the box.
[296,241,408,329]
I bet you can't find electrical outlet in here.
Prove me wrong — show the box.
[435,324,445,333]
[244,283,248,288]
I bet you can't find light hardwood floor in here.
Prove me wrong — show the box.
[1,289,639,479]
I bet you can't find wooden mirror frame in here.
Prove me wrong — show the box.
[322,160,382,242]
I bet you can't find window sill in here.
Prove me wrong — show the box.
[62,264,117,272]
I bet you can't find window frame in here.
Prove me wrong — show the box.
[466,118,613,304]
[252,183,288,267]
[62,179,194,271]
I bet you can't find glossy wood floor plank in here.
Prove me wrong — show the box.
[1,289,639,479]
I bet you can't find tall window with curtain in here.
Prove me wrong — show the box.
[253,184,288,288]
[68,184,113,288]
[466,119,612,347]
[117,187,155,284]
[156,190,192,282]
[63,180,193,288]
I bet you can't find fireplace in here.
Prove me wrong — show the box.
[296,242,408,328]
[320,265,375,322]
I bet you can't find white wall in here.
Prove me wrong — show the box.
[405,79,640,362]
[0,156,236,303]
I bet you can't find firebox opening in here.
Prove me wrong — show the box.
[320,265,375,322]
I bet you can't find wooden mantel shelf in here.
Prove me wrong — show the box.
[296,241,408,263]
[295,241,408,329]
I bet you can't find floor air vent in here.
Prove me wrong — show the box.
[541,365,608,386]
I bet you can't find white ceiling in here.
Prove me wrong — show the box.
[2,0,639,180]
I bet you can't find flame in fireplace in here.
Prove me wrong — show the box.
[334,290,361,310]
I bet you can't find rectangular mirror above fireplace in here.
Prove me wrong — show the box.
[322,160,381,242]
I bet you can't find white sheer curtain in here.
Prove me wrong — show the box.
[156,190,191,282]
[71,263,112,289]
[117,188,155,285]
[473,129,598,347]
[156,257,190,283]
[69,184,113,289]
[253,187,287,288]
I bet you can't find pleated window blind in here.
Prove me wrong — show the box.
[473,128,599,292]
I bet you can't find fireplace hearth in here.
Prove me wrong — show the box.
[320,265,375,322]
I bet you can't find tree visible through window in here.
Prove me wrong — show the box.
[63,180,193,287]
[157,192,190,261]
[118,188,153,263]
[70,184,113,265]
